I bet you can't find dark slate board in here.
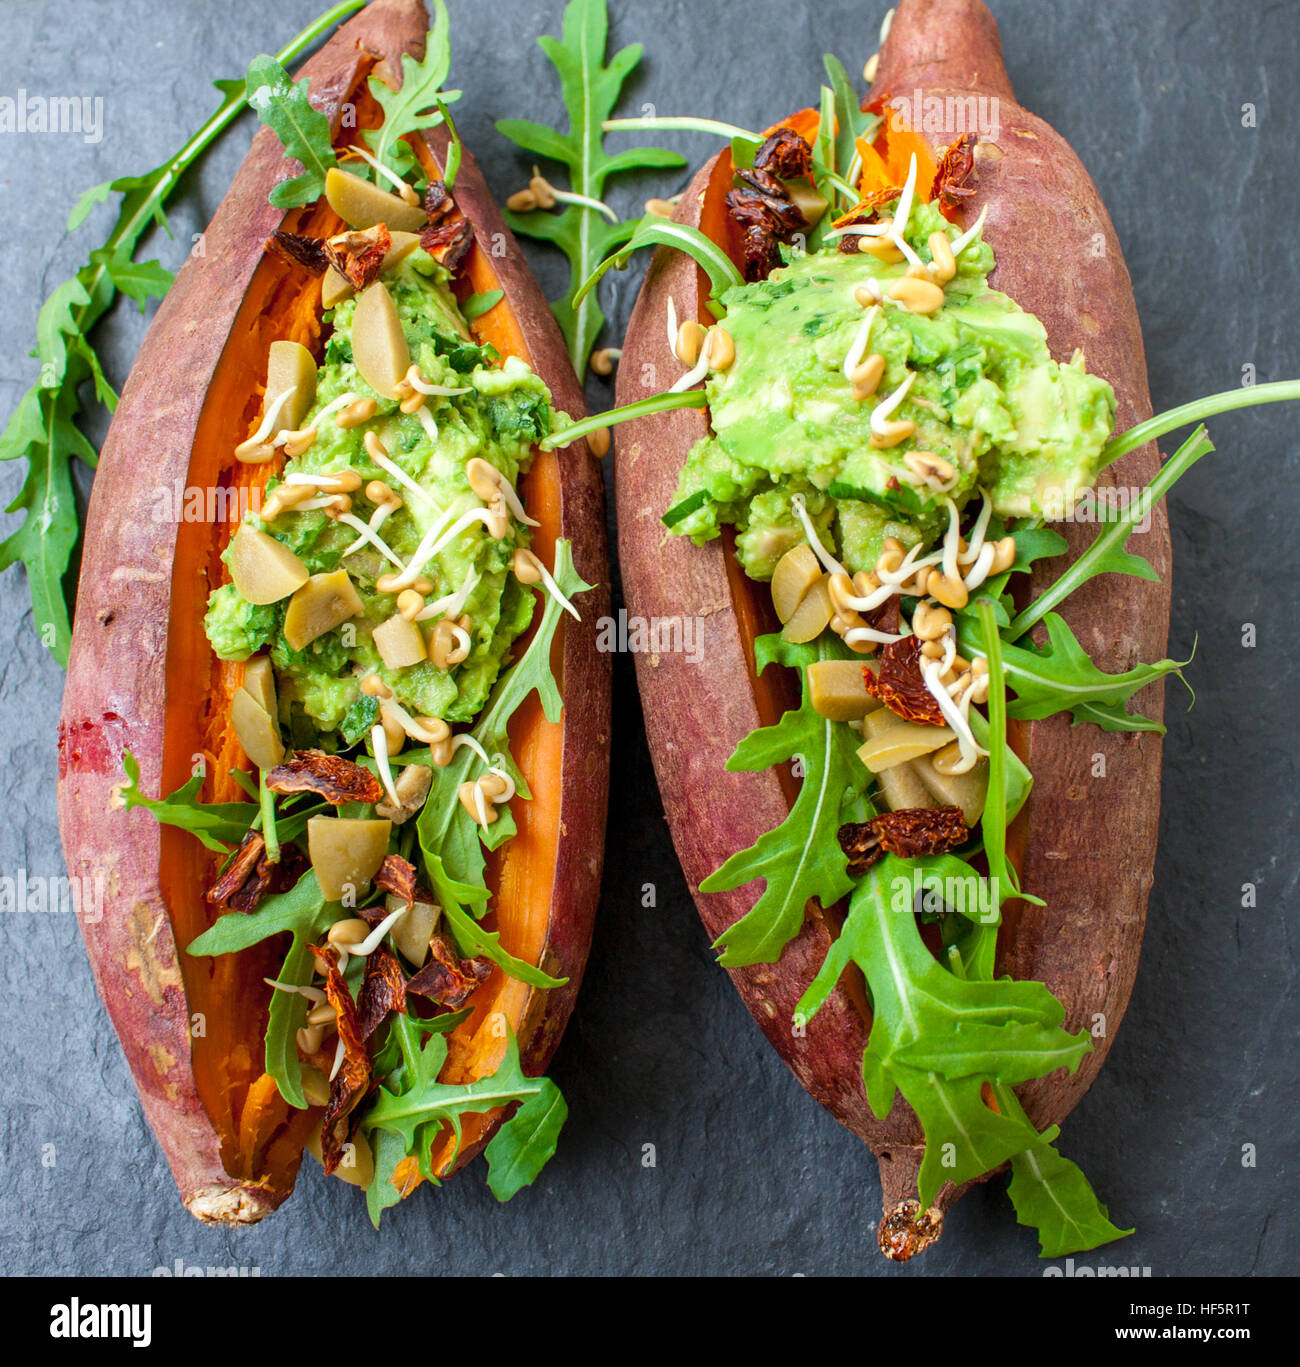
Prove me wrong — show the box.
[0,0,1294,1276]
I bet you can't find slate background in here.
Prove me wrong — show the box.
[1,0,1296,1277]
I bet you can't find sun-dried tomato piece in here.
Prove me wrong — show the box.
[753,127,813,179]
[419,216,473,271]
[832,186,904,256]
[267,230,328,274]
[726,185,806,240]
[734,164,788,201]
[838,805,970,875]
[322,223,392,290]
[207,829,266,905]
[736,225,782,282]
[357,946,407,1041]
[931,132,978,220]
[373,853,418,910]
[407,933,491,1009]
[423,179,453,222]
[265,749,383,806]
[864,634,946,725]
[874,805,970,857]
[309,945,371,1174]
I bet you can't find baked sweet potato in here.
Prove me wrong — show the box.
[57,0,608,1223]
[614,0,1167,1256]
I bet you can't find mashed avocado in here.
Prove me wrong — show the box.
[205,247,557,738]
[668,199,1115,577]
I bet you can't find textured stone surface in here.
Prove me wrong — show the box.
[0,0,1295,1276]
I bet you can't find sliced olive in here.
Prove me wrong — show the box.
[372,612,427,670]
[806,659,881,721]
[231,689,285,771]
[913,750,989,825]
[781,574,833,644]
[784,179,829,228]
[228,526,309,606]
[282,570,364,651]
[305,1120,375,1188]
[876,760,936,813]
[325,167,427,232]
[265,340,316,433]
[300,1064,331,1108]
[352,281,410,400]
[307,815,391,901]
[241,655,277,716]
[387,890,440,967]
[321,230,422,308]
[771,543,822,623]
[857,709,955,773]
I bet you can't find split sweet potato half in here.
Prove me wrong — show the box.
[614,0,1168,1256]
[57,0,609,1222]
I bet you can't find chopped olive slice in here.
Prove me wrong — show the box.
[324,166,428,232]
[307,815,391,901]
[771,543,823,624]
[351,281,411,400]
[282,570,364,651]
[228,527,309,605]
[231,689,285,771]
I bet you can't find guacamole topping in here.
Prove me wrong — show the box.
[666,198,1115,578]
[206,247,558,744]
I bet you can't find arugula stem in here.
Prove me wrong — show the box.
[1007,426,1214,642]
[602,116,761,144]
[538,390,708,450]
[1099,379,1300,469]
[70,0,364,351]
[259,771,281,865]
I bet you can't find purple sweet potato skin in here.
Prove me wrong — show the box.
[57,0,608,1221]
[616,0,1169,1249]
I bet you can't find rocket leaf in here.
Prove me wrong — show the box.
[245,54,339,208]
[796,858,1087,1207]
[0,1,366,665]
[701,633,873,967]
[362,0,461,178]
[496,0,685,376]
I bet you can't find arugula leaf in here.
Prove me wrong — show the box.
[575,218,744,311]
[416,541,590,986]
[362,0,459,177]
[797,859,1084,1206]
[1008,427,1210,641]
[824,54,879,192]
[961,611,1190,733]
[973,597,1021,917]
[461,289,503,321]
[1006,1126,1134,1257]
[0,2,366,665]
[497,0,685,375]
[118,752,258,854]
[484,1077,568,1201]
[187,871,333,1109]
[245,54,338,208]
[539,388,707,453]
[89,247,174,313]
[362,1016,556,1184]
[702,634,873,967]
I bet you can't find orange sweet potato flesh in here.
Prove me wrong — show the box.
[615,0,1168,1255]
[57,0,609,1222]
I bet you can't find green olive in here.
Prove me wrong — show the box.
[228,527,309,606]
[307,816,391,901]
[231,689,284,771]
[282,570,364,651]
[351,281,410,400]
[325,167,427,232]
